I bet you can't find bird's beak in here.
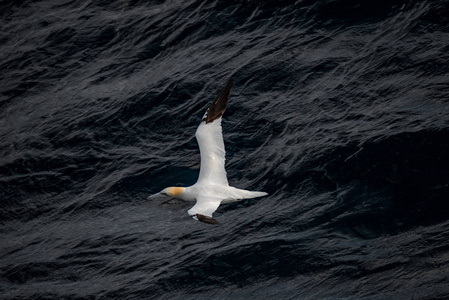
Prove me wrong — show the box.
[147,192,162,199]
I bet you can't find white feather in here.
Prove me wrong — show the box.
[182,115,267,221]
[195,117,228,185]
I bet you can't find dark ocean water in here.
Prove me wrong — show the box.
[1,0,449,299]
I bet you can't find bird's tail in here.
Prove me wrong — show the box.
[245,190,268,198]
[228,187,268,201]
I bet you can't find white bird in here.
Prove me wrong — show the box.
[149,78,268,224]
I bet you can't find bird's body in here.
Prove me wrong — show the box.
[150,78,267,224]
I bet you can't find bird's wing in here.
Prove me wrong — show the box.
[195,78,233,185]
[187,196,222,224]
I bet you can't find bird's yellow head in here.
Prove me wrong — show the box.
[162,187,185,198]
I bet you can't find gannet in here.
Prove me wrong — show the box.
[149,78,268,224]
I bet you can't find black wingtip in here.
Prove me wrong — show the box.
[203,78,234,124]
[196,214,220,225]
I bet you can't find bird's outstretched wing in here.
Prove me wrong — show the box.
[195,78,233,185]
[187,196,222,224]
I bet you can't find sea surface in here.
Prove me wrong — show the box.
[1,0,449,299]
